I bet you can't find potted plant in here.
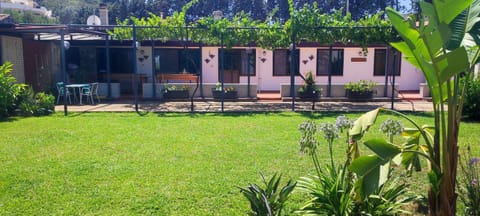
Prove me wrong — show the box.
[298,71,320,99]
[212,82,238,99]
[344,80,376,99]
[163,84,189,99]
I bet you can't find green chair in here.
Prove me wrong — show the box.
[56,82,72,104]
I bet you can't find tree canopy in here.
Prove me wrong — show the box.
[107,0,396,50]
[34,0,412,24]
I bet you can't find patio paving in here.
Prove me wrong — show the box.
[55,100,434,113]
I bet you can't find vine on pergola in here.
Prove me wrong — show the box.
[107,0,397,50]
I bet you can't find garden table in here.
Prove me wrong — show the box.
[65,83,89,104]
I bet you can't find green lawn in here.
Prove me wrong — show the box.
[0,112,479,215]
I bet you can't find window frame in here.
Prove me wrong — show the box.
[154,48,201,74]
[272,49,300,77]
[221,49,256,76]
[316,49,344,76]
[373,48,401,76]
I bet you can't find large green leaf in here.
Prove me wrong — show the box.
[354,167,379,199]
[349,108,381,141]
[391,42,420,68]
[363,138,401,160]
[349,155,385,177]
[434,0,472,25]
[420,1,448,50]
[434,47,469,84]
[350,155,392,198]
[386,8,420,45]
[402,137,423,172]
[447,0,480,65]
[447,0,480,49]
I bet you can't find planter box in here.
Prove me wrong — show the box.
[298,91,320,99]
[346,90,374,100]
[163,90,190,99]
[212,89,238,99]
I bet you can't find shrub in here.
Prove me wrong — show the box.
[298,71,319,94]
[18,86,55,116]
[0,62,25,118]
[344,80,377,93]
[462,77,480,121]
[297,116,415,215]
[238,173,296,216]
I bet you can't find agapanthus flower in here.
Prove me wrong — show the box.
[380,119,404,136]
[472,178,478,186]
[469,157,480,166]
[335,115,353,132]
[319,122,339,141]
[298,121,318,154]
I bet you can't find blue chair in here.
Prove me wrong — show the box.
[56,82,72,104]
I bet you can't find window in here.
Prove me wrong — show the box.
[154,49,201,74]
[374,49,401,76]
[317,49,344,76]
[273,49,299,76]
[221,49,256,76]
[96,48,134,74]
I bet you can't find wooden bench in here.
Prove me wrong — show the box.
[157,74,198,83]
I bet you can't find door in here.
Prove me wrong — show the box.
[219,49,241,83]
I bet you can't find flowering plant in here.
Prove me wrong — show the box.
[163,84,189,93]
[459,146,480,216]
[344,80,377,93]
[214,82,236,92]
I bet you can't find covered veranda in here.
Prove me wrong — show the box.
[3,23,402,115]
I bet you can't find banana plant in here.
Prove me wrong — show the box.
[348,0,480,215]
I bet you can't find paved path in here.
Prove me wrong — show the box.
[55,100,434,113]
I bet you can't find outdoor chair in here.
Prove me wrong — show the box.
[79,84,94,105]
[90,82,100,103]
[56,82,72,104]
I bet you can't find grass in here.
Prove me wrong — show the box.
[0,111,479,215]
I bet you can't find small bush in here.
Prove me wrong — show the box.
[344,80,377,93]
[18,86,55,117]
[463,77,480,121]
[238,173,296,216]
[0,62,25,118]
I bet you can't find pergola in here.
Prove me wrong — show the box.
[2,23,399,115]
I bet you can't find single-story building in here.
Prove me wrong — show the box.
[0,23,426,100]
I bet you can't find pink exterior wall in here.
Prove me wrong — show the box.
[202,47,219,83]
[136,46,425,91]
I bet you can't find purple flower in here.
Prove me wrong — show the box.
[472,179,478,186]
[469,158,480,166]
